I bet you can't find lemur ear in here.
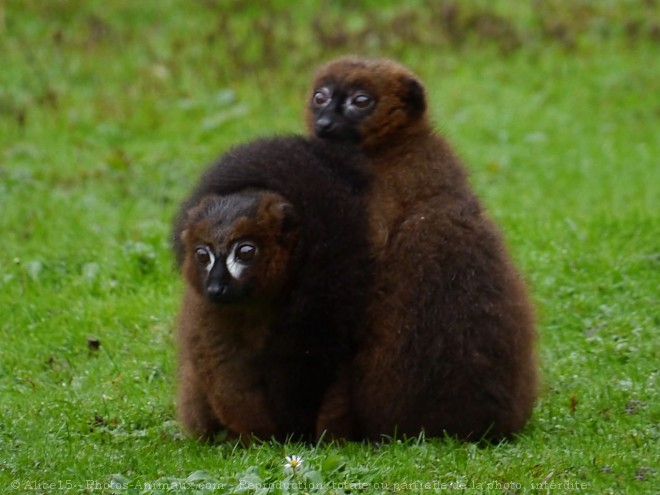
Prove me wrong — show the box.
[185,194,221,226]
[403,76,426,119]
[274,202,300,240]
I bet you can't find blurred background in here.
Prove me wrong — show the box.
[3,0,659,153]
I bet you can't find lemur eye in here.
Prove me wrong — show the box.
[351,93,373,109]
[195,247,212,265]
[312,88,331,107]
[235,243,257,263]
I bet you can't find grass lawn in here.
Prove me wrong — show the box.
[1,1,658,494]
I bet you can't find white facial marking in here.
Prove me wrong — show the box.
[205,251,216,274]
[226,251,246,280]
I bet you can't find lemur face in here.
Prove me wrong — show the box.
[307,56,427,149]
[181,191,299,303]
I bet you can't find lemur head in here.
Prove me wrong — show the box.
[306,56,428,151]
[181,191,299,304]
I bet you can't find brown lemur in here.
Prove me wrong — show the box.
[173,137,373,442]
[305,56,538,441]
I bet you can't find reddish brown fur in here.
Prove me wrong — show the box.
[177,192,299,441]
[307,56,538,441]
[305,56,429,152]
[173,137,374,443]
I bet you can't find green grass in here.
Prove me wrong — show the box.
[1,1,659,494]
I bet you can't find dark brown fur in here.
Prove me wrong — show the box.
[307,56,538,441]
[173,137,373,442]
[178,192,297,440]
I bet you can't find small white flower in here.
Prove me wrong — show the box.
[284,455,303,471]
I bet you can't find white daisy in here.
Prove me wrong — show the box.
[284,455,303,471]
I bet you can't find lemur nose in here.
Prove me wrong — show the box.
[315,117,334,135]
[206,282,227,302]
